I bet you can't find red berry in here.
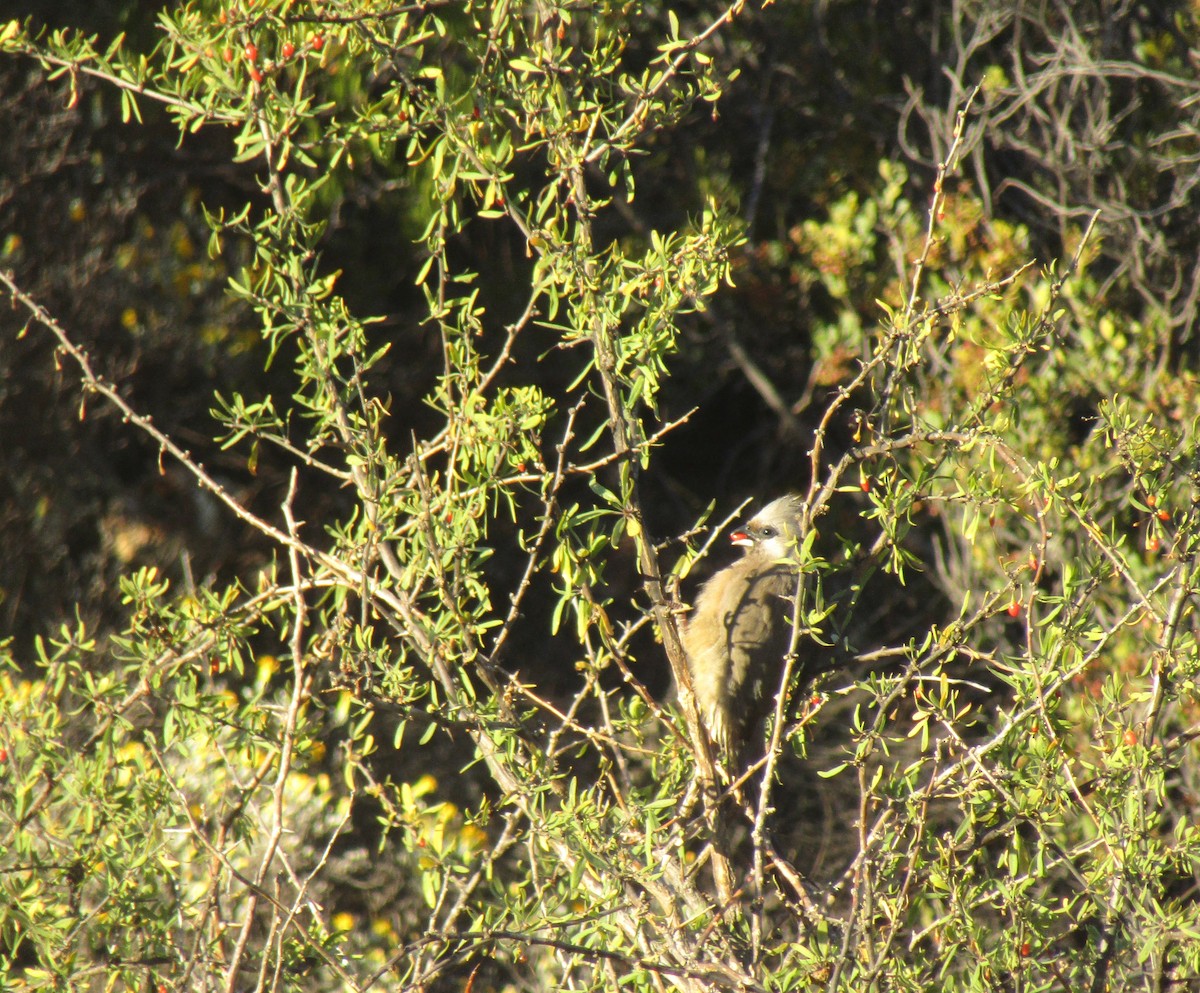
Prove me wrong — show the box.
[1146,493,1157,508]
[1019,942,1031,958]
[0,747,8,762]
[281,41,295,59]
[1007,601,1021,618]
[222,47,233,62]
[311,32,325,51]
[245,42,258,62]
[1157,509,1169,521]
[1147,535,1160,553]
[1123,729,1138,746]
[249,66,264,84]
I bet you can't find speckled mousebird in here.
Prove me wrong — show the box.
[682,495,806,762]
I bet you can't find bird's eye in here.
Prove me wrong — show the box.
[760,526,776,538]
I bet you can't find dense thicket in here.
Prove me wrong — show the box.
[2,2,1200,991]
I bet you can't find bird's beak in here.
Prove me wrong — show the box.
[729,529,752,547]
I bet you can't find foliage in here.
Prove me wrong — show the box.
[2,2,1200,992]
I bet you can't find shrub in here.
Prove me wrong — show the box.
[2,3,1199,992]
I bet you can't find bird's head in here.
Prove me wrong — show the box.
[730,494,804,561]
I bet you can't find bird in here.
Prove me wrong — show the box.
[682,495,806,763]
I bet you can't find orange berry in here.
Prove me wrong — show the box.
[248,66,264,84]
[244,42,258,61]
[1007,601,1021,618]
[310,32,325,51]
[281,41,295,59]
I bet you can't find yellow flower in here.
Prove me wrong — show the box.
[371,917,398,940]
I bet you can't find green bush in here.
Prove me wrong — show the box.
[2,2,1200,991]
